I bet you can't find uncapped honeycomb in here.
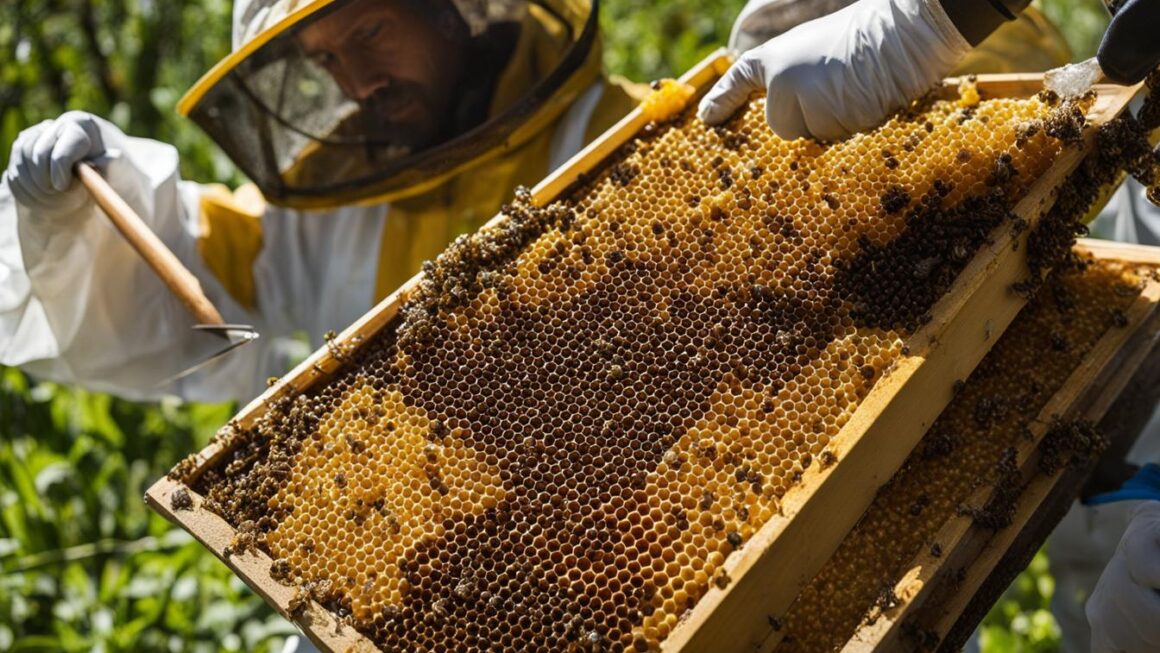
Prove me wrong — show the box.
[184,81,1085,652]
[776,256,1148,652]
[640,80,695,123]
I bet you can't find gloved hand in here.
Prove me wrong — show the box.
[698,0,971,141]
[1096,0,1160,86]
[4,111,125,216]
[1087,501,1160,653]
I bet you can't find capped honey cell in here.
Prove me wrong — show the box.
[184,80,1083,653]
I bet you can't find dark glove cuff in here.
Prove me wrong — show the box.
[938,0,1032,46]
[1097,0,1160,85]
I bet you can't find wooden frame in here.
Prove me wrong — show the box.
[146,51,1146,653]
[830,238,1160,653]
[660,76,1144,653]
[937,285,1160,652]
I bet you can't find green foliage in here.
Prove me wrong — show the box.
[1035,0,1110,62]
[0,0,241,183]
[0,368,294,652]
[979,550,1063,653]
[0,1,1112,651]
[600,0,745,82]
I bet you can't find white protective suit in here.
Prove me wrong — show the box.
[729,0,1160,650]
[0,0,640,404]
[0,134,382,402]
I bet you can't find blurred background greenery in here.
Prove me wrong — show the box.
[0,0,1111,651]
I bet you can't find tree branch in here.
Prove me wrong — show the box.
[77,0,119,109]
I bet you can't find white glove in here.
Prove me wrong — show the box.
[1087,501,1160,653]
[4,111,125,216]
[698,0,971,141]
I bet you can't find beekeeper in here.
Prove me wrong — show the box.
[702,1,1160,652]
[1,0,645,402]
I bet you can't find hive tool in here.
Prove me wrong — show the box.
[76,161,259,385]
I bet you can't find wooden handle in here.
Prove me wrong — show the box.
[76,162,225,326]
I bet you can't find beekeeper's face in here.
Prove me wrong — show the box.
[298,0,469,151]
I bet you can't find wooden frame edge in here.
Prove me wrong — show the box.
[836,268,1160,652]
[145,477,379,652]
[934,313,1160,652]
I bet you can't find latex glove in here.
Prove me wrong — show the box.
[698,0,971,141]
[4,111,125,216]
[1087,501,1160,653]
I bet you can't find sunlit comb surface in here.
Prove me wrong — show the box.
[186,81,1077,652]
[779,255,1145,652]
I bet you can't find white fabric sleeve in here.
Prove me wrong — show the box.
[1,132,390,404]
[0,136,270,402]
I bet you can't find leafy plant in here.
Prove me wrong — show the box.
[979,550,1063,653]
[0,368,294,652]
[0,0,241,183]
[600,0,744,82]
[1036,0,1110,61]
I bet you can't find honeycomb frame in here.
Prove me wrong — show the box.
[918,241,1160,653]
[144,52,1146,653]
[790,239,1160,653]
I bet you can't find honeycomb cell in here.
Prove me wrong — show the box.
[184,81,1086,652]
[776,257,1147,652]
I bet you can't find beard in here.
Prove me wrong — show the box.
[357,81,449,154]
